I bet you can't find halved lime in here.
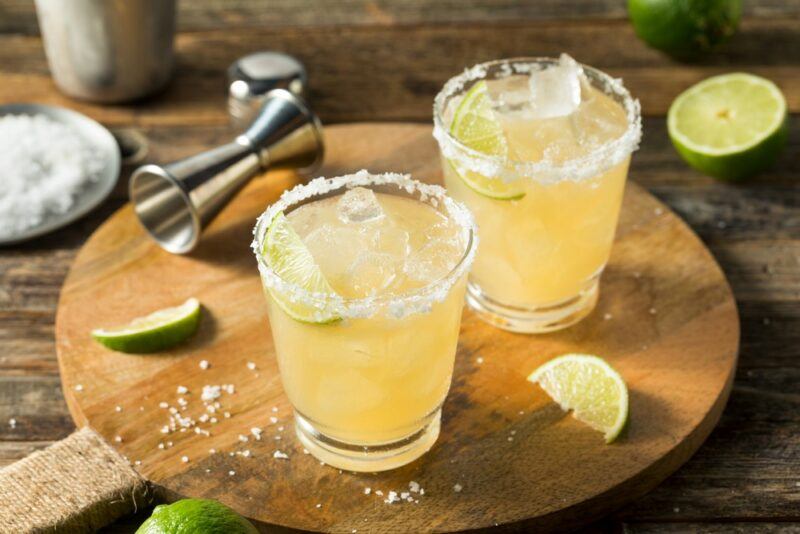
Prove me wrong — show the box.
[91,298,201,353]
[528,354,629,443]
[449,81,525,200]
[262,212,340,324]
[668,73,788,181]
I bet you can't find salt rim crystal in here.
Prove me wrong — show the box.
[251,170,478,320]
[432,57,642,185]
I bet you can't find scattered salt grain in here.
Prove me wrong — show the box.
[238,434,249,443]
[176,385,188,394]
[8,418,16,429]
[453,484,463,493]
[269,416,278,424]
[223,412,231,418]
[201,385,221,402]
[316,503,322,509]
[114,436,122,443]
[375,490,383,496]
[409,481,420,493]
[0,114,106,238]
[199,360,209,370]
[476,357,484,364]
[247,362,256,370]
[273,450,289,460]
[159,402,168,409]
[384,491,400,504]
[364,488,371,495]
[603,313,613,320]
[277,426,284,432]
[649,308,657,315]
[229,470,236,476]
[74,384,83,392]
[181,456,189,463]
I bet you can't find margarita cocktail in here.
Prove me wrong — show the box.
[252,171,477,471]
[434,55,641,333]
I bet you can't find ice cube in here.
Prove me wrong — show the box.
[528,53,583,119]
[303,223,369,278]
[403,239,462,284]
[337,187,384,223]
[374,226,410,261]
[347,252,397,297]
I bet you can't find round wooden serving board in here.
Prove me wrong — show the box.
[56,123,739,533]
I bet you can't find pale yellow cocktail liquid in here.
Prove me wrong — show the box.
[434,56,641,333]
[253,172,477,471]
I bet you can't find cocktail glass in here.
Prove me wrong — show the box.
[433,56,642,333]
[252,171,477,471]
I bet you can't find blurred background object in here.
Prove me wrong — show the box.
[228,51,307,129]
[628,0,742,60]
[34,0,176,102]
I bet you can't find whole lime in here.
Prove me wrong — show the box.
[135,499,258,534]
[628,0,742,60]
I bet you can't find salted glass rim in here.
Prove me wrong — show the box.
[432,56,643,184]
[252,170,478,320]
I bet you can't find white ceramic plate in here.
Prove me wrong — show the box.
[0,103,120,245]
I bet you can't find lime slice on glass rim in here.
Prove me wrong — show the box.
[668,73,788,181]
[91,298,201,353]
[449,81,525,200]
[528,354,629,443]
[262,212,340,324]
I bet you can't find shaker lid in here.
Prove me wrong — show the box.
[228,52,306,98]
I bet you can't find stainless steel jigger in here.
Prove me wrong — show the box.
[129,89,323,254]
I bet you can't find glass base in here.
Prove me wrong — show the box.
[294,409,441,472]
[466,277,599,334]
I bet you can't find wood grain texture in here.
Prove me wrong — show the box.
[2,0,798,35]
[0,18,798,126]
[0,120,797,531]
[53,123,739,532]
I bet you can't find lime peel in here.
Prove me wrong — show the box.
[91,298,201,353]
[528,353,629,443]
[448,81,526,200]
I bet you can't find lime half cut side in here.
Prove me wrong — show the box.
[528,353,629,443]
[91,298,201,353]
[262,212,340,324]
[668,73,787,181]
[449,81,525,200]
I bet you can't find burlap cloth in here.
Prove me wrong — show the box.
[0,427,149,533]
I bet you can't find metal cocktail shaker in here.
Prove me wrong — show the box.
[34,0,176,103]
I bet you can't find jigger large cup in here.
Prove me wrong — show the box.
[129,89,324,254]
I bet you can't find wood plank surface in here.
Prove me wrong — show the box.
[0,18,798,126]
[2,0,799,35]
[1,0,799,531]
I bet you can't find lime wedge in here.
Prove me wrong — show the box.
[91,298,201,353]
[449,81,525,200]
[262,212,340,324]
[668,73,787,181]
[528,354,629,443]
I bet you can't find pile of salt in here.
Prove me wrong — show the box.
[0,114,105,238]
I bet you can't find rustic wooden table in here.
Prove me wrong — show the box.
[0,1,797,532]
